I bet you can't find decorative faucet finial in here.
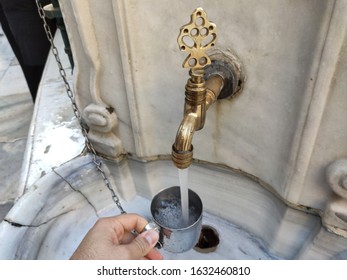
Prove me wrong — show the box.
[177,7,217,69]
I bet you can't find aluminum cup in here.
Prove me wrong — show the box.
[150,186,203,253]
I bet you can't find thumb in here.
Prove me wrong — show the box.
[123,229,159,259]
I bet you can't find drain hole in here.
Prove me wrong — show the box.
[194,225,220,253]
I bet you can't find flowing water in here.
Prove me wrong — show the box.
[178,168,190,226]
[152,168,192,229]
[153,197,198,229]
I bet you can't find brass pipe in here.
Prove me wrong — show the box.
[172,74,224,169]
[184,69,206,131]
[205,74,224,109]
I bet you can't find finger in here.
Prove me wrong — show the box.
[121,229,160,259]
[120,230,136,244]
[145,248,164,260]
[108,213,149,234]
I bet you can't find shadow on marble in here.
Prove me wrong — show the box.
[0,202,13,222]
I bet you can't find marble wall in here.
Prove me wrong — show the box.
[59,0,346,206]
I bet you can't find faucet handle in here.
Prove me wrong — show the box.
[177,7,217,69]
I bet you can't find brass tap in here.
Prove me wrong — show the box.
[172,8,224,169]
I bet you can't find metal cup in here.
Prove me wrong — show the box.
[149,186,203,253]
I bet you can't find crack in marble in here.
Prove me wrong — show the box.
[52,168,100,218]
[193,158,323,217]
[3,209,75,228]
[0,137,27,144]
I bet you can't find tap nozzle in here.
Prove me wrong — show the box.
[172,145,193,169]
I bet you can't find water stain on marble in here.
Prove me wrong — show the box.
[40,171,46,178]
[44,145,51,154]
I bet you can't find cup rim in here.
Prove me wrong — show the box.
[150,186,203,230]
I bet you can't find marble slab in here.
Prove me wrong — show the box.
[0,138,28,204]
[0,93,33,141]
[17,30,84,195]
[0,31,15,76]
[0,26,29,97]
[0,65,29,96]
[0,202,13,222]
[0,26,33,219]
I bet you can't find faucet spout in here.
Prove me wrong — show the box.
[172,74,224,169]
[172,112,196,169]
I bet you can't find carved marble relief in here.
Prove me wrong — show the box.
[324,159,347,237]
[83,103,123,157]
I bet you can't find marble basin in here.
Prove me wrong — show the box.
[0,154,280,260]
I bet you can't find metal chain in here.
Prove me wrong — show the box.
[35,0,126,214]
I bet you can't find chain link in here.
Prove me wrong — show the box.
[35,0,126,214]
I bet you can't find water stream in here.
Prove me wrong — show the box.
[178,168,190,226]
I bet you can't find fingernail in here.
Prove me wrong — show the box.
[141,229,159,246]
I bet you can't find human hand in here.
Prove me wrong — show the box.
[70,213,163,260]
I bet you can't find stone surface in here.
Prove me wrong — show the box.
[0,202,13,222]
[0,26,33,218]
[17,32,84,193]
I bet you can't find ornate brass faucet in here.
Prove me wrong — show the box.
[172,8,225,169]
